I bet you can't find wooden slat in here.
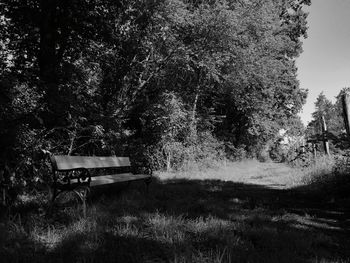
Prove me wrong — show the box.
[51,155,130,171]
[90,173,150,187]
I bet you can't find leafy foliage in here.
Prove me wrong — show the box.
[0,0,310,197]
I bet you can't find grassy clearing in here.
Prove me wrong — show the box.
[159,159,307,188]
[1,160,350,262]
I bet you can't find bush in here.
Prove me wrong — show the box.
[297,155,335,186]
[181,131,226,171]
[294,154,350,199]
[332,154,350,190]
[257,144,271,163]
[224,143,247,161]
[140,92,227,172]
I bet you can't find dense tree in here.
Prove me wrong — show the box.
[214,0,308,156]
[307,93,336,138]
[307,89,350,153]
[0,0,311,191]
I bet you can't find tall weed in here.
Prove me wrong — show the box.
[300,155,336,185]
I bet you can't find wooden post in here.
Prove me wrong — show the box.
[321,115,330,155]
[342,93,350,137]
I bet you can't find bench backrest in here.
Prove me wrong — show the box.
[51,155,131,171]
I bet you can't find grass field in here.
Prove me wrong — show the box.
[159,159,305,187]
[1,160,350,262]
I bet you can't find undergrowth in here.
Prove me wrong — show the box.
[292,154,350,197]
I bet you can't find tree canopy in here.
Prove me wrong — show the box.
[0,0,310,187]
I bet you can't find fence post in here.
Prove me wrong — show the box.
[321,115,329,155]
[342,93,350,137]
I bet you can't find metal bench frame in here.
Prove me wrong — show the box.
[50,155,152,214]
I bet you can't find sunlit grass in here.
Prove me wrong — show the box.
[158,159,299,186]
[299,155,336,185]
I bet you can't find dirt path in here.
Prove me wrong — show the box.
[159,161,350,259]
[237,161,300,188]
[160,160,302,189]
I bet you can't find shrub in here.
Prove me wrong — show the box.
[300,155,336,185]
[224,143,247,161]
[181,131,226,171]
[140,92,227,172]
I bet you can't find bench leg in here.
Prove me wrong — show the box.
[144,177,152,194]
[51,187,58,203]
[50,187,66,204]
[1,188,6,206]
[73,186,90,218]
[48,187,60,215]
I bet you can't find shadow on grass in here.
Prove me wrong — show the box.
[1,178,350,262]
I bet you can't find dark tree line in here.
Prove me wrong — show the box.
[307,88,350,153]
[0,0,310,188]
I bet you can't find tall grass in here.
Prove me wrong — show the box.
[292,154,350,193]
[1,159,350,262]
[158,159,280,181]
[298,155,336,185]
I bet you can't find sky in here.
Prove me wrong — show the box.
[296,0,350,125]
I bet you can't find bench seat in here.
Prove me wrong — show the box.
[90,173,151,186]
[50,155,152,202]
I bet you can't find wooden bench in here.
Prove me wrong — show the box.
[50,155,152,208]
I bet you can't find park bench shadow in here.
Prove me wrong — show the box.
[147,179,350,230]
[80,178,350,240]
[1,178,350,262]
[54,178,350,262]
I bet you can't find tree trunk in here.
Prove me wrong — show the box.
[39,0,58,83]
[166,151,171,172]
[67,130,76,155]
[39,0,64,127]
[189,90,199,143]
[192,92,199,124]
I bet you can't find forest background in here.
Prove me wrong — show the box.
[0,0,320,191]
